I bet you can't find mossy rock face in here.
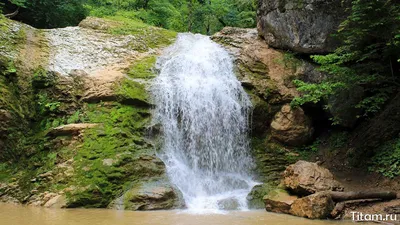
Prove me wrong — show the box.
[247,183,273,209]
[127,56,157,80]
[79,16,177,52]
[252,136,299,184]
[115,78,152,107]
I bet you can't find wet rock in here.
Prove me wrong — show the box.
[283,160,344,195]
[118,179,184,210]
[102,158,115,166]
[289,192,335,219]
[212,27,323,106]
[218,197,240,210]
[263,188,298,214]
[257,0,350,53]
[79,17,121,30]
[247,183,272,209]
[271,104,314,146]
[44,195,67,208]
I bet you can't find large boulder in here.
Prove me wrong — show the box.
[283,160,344,195]
[263,188,298,214]
[113,178,184,210]
[289,192,335,219]
[270,104,314,146]
[257,0,349,53]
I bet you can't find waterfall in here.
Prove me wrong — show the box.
[151,33,256,213]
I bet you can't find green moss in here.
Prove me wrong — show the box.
[64,102,157,207]
[127,56,157,79]
[104,16,177,52]
[252,136,299,184]
[115,78,151,107]
[247,183,273,209]
[32,67,58,89]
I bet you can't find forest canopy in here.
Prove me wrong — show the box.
[2,0,256,33]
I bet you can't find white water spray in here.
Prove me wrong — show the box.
[151,33,256,213]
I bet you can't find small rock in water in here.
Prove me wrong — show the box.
[217,198,240,210]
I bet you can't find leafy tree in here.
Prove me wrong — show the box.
[292,0,400,121]
[85,0,256,34]
[5,0,87,28]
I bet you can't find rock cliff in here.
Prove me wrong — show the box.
[0,16,183,210]
[257,0,350,53]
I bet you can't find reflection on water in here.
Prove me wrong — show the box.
[0,203,368,225]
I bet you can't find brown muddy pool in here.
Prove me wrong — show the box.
[0,203,366,225]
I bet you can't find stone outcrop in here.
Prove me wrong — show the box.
[271,104,314,146]
[0,16,179,211]
[213,27,322,205]
[283,160,344,195]
[263,188,298,214]
[257,0,349,53]
[289,192,335,219]
[212,27,324,106]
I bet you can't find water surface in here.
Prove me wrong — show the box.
[0,204,365,225]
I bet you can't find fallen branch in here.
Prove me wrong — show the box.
[5,7,19,18]
[329,191,397,202]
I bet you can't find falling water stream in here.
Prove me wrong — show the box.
[151,33,257,213]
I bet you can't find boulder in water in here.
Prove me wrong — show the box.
[247,183,272,209]
[118,179,184,210]
[263,188,298,214]
[270,104,314,146]
[283,160,344,195]
[217,197,240,210]
[289,192,335,219]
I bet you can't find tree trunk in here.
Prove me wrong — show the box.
[329,191,397,202]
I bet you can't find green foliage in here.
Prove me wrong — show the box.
[8,0,87,28]
[85,0,256,34]
[32,67,57,89]
[67,111,82,124]
[291,80,345,107]
[369,138,400,178]
[293,139,321,160]
[328,131,349,149]
[36,93,61,116]
[292,0,400,120]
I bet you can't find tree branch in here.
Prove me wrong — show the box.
[5,7,19,18]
